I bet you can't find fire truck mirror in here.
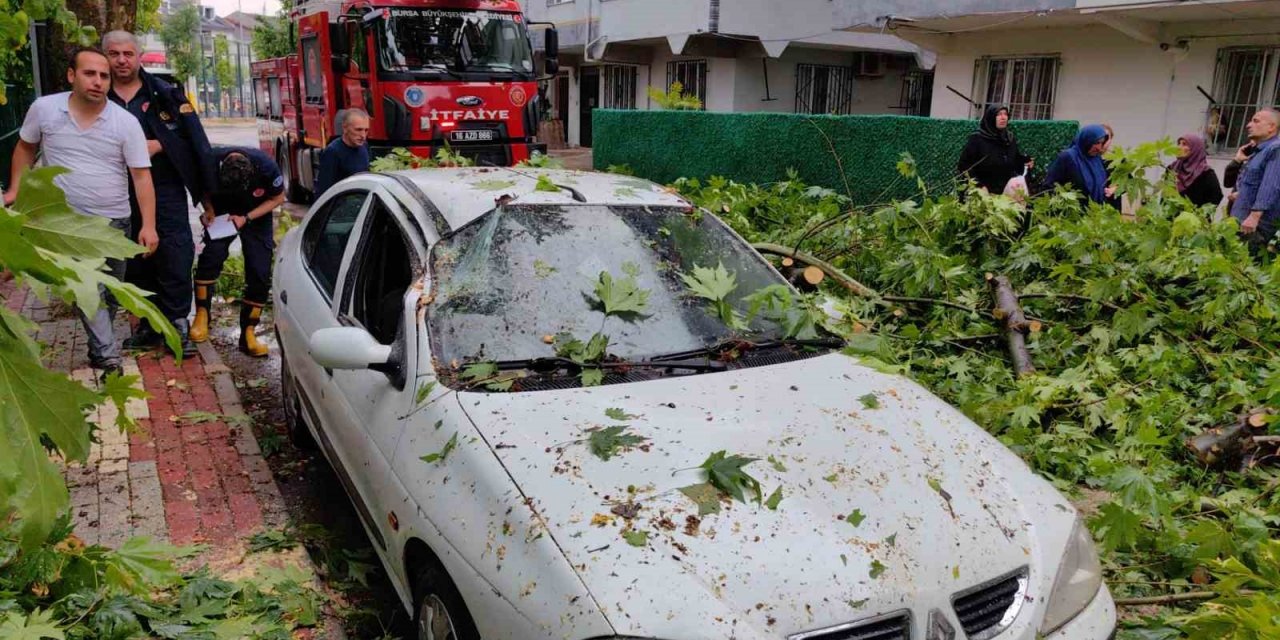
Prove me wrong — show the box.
[330,23,349,60]
[544,28,559,60]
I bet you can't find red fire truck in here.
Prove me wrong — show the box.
[251,0,559,203]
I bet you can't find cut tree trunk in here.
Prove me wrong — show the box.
[1186,411,1272,469]
[751,242,876,298]
[987,274,1036,377]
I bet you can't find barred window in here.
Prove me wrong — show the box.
[795,64,854,115]
[667,59,707,108]
[1206,47,1280,153]
[972,55,1059,120]
[603,65,637,109]
[897,69,934,117]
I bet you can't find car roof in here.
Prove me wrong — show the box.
[388,167,691,232]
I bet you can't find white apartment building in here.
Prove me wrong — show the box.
[521,0,933,147]
[832,0,1280,168]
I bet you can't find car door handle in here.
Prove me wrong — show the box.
[280,289,288,305]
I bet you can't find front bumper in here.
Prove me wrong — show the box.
[1045,585,1116,640]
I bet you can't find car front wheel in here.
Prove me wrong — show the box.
[413,564,480,640]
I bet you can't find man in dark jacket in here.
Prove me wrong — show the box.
[104,30,214,357]
[190,147,286,357]
[315,108,370,197]
[956,105,1033,194]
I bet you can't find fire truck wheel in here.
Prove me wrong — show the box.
[278,145,306,205]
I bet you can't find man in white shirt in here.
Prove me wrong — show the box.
[4,47,158,380]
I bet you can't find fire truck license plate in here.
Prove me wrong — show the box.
[449,130,497,143]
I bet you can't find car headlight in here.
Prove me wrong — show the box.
[1039,518,1104,635]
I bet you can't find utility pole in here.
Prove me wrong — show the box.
[211,35,222,117]
[28,20,41,96]
[198,29,210,116]
[236,0,245,117]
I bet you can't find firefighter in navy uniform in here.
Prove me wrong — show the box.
[191,147,285,357]
[104,31,215,356]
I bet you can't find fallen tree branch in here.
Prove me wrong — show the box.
[1186,410,1271,469]
[1051,378,1155,410]
[1114,591,1226,607]
[751,242,878,298]
[1018,292,1123,313]
[987,274,1036,377]
[881,295,983,316]
[1114,587,1258,607]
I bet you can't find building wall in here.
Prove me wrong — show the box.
[832,0,1077,30]
[730,48,910,114]
[520,0,924,146]
[927,20,1280,164]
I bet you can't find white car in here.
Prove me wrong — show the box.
[273,168,1116,640]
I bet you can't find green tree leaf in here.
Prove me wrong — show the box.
[587,426,647,461]
[605,407,638,421]
[580,368,604,387]
[678,482,722,516]
[680,263,738,302]
[103,537,182,593]
[415,380,436,405]
[622,530,648,547]
[698,450,763,503]
[869,559,887,580]
[858,393,880,409]
[0,609,65,639]
[461,362,497,382]
[421,432,459,464]
[0,210,74,284]
[1092,503,1143,552]
[594,270,650,317]
[534,175,560,193]
[846,509,866,527]
[14,168,143,259]
[101,371,148,432]
[765,486,783,510]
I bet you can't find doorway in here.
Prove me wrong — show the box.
[579,67,599,147]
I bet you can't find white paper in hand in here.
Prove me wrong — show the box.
[207,215,238,240]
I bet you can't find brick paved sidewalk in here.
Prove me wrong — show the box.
[1,280,288,549]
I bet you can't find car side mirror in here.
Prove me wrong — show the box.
[309,327,390,370]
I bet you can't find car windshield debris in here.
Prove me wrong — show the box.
[428,204,835,388]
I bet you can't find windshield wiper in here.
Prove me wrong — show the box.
[647,337,845,363]
[493,356,726,374]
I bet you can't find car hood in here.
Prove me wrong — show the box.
[458,353,1075,639]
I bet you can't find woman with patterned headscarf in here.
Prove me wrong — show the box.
[1169,132,1223,208]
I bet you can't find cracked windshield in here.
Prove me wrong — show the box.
[376,8,534,76]
[428,204,817,375]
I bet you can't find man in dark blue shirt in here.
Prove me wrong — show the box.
[315,108,370,197]
[105,30,215,358]
[190,146,286,357]
[1230,109,1280,253]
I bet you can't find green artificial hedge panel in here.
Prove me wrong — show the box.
[591,110,1080,203]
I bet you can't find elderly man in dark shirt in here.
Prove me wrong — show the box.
[315,108,370,197]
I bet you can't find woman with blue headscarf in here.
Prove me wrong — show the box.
[1041,124,1112,204]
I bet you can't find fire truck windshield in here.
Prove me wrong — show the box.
[376,7,535,79]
